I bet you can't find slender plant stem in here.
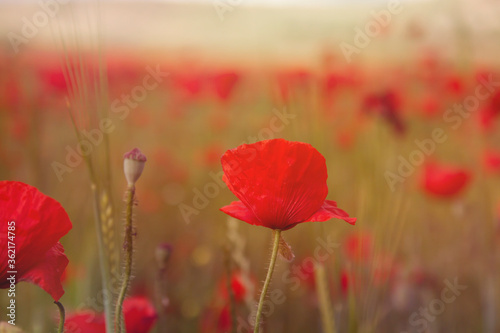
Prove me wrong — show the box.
[314,263,336,333]
[90,183,114,333]
[254,230,281,333]
[224,246,237,333]
[115,185,135,333]
[54,301,65,333]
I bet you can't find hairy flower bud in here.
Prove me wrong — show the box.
[123,148,147,187]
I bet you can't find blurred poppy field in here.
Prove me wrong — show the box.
[1,0,500,332]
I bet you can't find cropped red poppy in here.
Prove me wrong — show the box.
[220,139,356,230]
[122,296,158,333]
[343,231,373,262]
[421,163,471,198]
[211,70,240,101]
[65,297,157,333]
[216,271,252,303]
[0,181,72,301]
[65,312,106,333]
[484,150,500,173]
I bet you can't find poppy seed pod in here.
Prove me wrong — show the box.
[124,148,147,187]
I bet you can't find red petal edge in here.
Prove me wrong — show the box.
[219,201,262,226]
[19,242,69,301]
[306,200,356,225]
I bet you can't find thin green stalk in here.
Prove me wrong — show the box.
[224,246,237,333]
[254,230,281,333]
[315,263,336,333]
[91,184,114,333]
[54,301,65,333]
[115,185,135,333]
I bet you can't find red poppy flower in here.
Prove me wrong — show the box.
[65,297,157,333]
[362,90,405,135]
[123,296,158,333]
[174,70,205,98]
[0,181,72,301]
[483,150,500,173]
[479,107,498,131]
[445,75,464,96]
[339,269,360,296]
[211,70,240,102]
[220,139,356,230]
[217,306,231,332]
[217,271,253,303]
[343,231,373,263]
[421,162,471,198]
[65,312,106,333]
[37,65,68,95]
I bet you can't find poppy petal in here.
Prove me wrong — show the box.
[422,163,471,197]
[124,296,158,333]
[307,200,356,225]
[221,139,328,230]
[219,201,262,226]
[65,312,106,333]
[0,181,72,300]
[18,242,68,301]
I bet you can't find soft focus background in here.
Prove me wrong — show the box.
[1,0,500,332]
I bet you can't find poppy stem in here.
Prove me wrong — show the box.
[224,245,237,333]
[254,229,281,333]
[115,185,136,333]
[314,263,336,333]
[54,301,65,333]
[90,184,115,333]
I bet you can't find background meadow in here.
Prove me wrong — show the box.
[1,0,500,332]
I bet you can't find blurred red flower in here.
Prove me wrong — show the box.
[445,75,464,96]
[275,68,312,102]
[421,162,471,198]
[174,70,205,99]
[217,271,252,303]
[483,150,500,173]
[65,312,106,333]
[220,139,356,230]
[65,297,157,333]
[211,70,240,102]
[363,90,406,135]
[343,231,373,263]
[217,306,231,332]
[122,296,158,333]
[340,269,359,296]
[37,65,68,95]
[0,181,72,301]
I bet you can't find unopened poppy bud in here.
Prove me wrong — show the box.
[123,148,147,187]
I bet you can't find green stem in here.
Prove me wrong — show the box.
[90,184,114,333]
[254,230,281,333]
[115,185,135,333]
[314,263,336,333]
[224,246,237,333]
[54,301,65,333]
